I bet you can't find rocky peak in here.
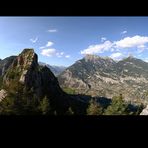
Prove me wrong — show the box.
[3,49,38,86]
[83,54,116,65]
[84,54,101,62]
[15,48,38,69]
[2,49,68,105]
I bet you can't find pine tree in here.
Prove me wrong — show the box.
[39,96,50,115]
[104,94,128,115]
[87,98,103,115]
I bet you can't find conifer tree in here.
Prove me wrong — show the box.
[104,94,128,115]
[39,96,50,115]
[87,98,103,115]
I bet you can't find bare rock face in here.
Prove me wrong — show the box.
[140,105,148,115]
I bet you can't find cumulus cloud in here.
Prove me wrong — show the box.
[81,40,113,55]
[47,29,57,33]
[30,37,38,43]
[40,41,70,58]
[101,37,107,42]
[114,35,148,48]
[41,48,56,57]
[110,52,124,60]
[81,35,148,55]
[121,30,127,34]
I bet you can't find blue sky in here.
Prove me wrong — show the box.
[1,17,148,66]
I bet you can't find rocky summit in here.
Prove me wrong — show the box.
[58,54,148,102]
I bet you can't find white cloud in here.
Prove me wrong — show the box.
[40,41,69,58]
[40,41,54,49]
[101,37,107,42]
[30,37,38,43]
[81,40,113,55]
[110,52,123,60]
[121,30,127,34]
[48,29,57,33]
[80,35,148,56]
[65,55,70,58]
[80,35,148,59]
[46,41,54,47]
[115,35,148,48]
[41,49,70,58]
[41,48,56,57]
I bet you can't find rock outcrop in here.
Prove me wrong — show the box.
[3,49,65,99]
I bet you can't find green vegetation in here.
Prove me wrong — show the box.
[38,96,51,115]
[0,82,40,115]
[0,81,59,115]
[6,66,21,81]
[87,98,103,115]
[103,94,129,115]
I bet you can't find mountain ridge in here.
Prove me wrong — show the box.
[58,54,148,102]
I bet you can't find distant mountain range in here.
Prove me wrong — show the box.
[39,62,66,76]
[58,54,148,102]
